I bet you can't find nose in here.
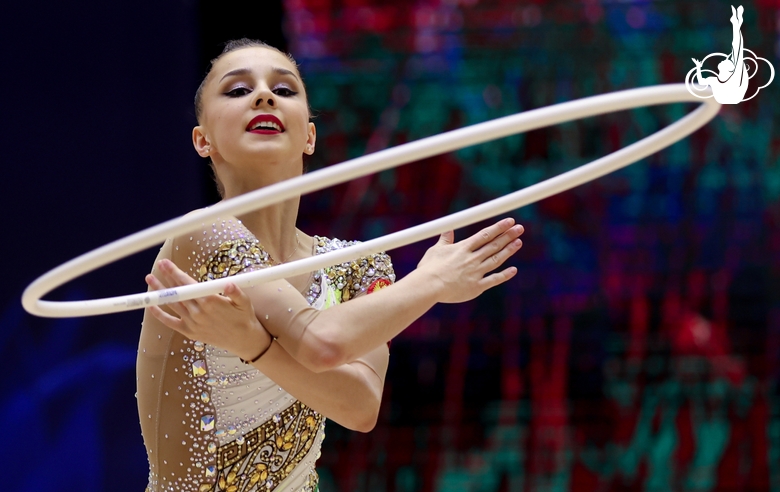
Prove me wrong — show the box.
[254,87,275,108]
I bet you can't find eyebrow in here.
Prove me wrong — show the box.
[219,67,300,83]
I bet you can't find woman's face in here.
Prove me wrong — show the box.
[193,47,315,175]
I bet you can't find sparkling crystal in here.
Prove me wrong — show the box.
[215,429,226,438]
[208,442,216,453]
[192,360,207,377]
[205,465,216,477]
[201,391,210,403]
[194,341,205,352]
[206,378,217,386]
[236,435,245,445]
[273,414,281,424]
[227,425,236,435]
[200,415,215,431]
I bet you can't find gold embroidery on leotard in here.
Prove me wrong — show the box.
[199,401,324,492]
[315,236,396,301]
[197,238,273,282]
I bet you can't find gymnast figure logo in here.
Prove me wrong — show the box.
[686,5,774,104]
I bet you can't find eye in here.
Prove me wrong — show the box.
[273,87,298,97]
[225,86,252,97]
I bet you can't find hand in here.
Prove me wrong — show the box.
[416,218,524,304]
[145,259,271,361]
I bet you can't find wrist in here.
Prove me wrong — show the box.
[237,319,273,363]
[405,268,446,304]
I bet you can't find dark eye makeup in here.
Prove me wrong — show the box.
[225,86,251,97]
[223,85,299,98]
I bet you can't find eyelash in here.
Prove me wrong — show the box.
[224,86,298,98]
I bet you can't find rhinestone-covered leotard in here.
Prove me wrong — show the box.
[137,219,395,492]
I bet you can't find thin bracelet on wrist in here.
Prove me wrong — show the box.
[240,337,276,365]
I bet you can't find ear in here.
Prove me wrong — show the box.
[304,122,317,155]
[192,126,212,157]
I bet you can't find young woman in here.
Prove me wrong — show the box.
[137,39,524,492]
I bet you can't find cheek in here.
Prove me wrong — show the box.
[208,106,242,141]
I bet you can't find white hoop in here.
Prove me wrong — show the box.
[22,84,720,318]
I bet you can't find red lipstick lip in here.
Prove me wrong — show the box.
[247,114,285,133]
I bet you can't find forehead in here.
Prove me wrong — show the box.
[211,47,299,79]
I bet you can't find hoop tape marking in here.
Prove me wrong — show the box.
[22,84,720,317]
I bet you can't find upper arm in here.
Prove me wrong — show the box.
[351,343,390,389]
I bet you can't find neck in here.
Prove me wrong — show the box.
[235,196,302,264]
[217,156,306,263]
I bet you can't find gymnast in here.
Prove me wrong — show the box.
[692,5,748,104]
[137,39,525,492]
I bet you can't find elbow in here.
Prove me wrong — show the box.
[299,330,346,373]
[347,400,380,433]
[358,410,379,433]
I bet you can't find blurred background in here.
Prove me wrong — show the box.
[2,0,779,490]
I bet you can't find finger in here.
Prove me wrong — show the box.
[147,305,187,334]
[146,274,193,319]
[438,230,455,245]
[146,273,170,291]
[158,259,198,286]
[464,217,515,251]
[155,261,208,312]
[223,282,252,310]
[480,237,523,269]
[475,224,524,261]
[477,266,518,291]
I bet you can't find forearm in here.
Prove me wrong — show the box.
[251,340,385,432]
[277,268,440,372]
